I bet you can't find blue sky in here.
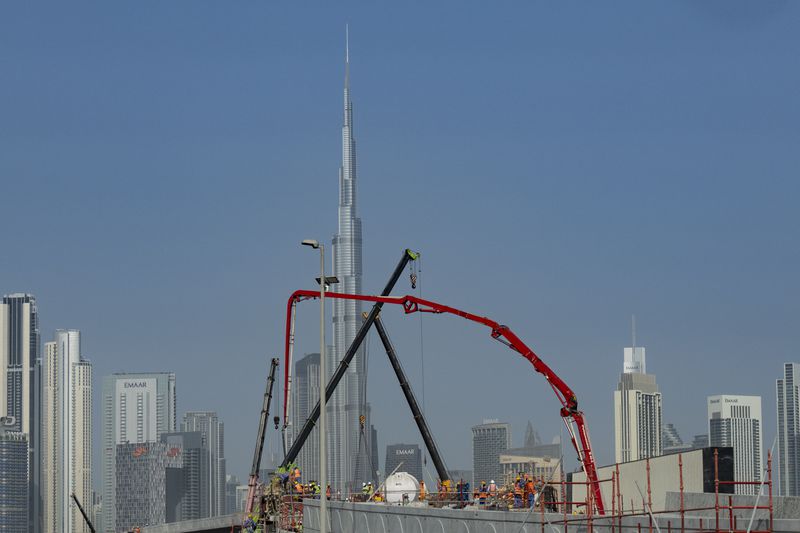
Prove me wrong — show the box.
[2,2,799,485]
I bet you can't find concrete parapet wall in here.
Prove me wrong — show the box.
[140,513,242,533]
[302,500,800,533]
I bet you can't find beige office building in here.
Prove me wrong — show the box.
[614,346,663,463]
[42,330,93,533]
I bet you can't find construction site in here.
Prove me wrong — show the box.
[131,248,800,533]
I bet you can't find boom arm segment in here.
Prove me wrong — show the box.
[246,357,280,514]
[281,290,605,513]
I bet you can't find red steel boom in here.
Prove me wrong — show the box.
[281,289,605,514]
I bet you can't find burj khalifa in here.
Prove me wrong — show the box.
[330,30,373,493]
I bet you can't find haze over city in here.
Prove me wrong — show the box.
[2,3,799,529]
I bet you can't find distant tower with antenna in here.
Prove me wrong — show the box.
[614,315,662,463]
[329,25,373,493]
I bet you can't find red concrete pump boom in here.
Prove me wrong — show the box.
[281,290,605,514]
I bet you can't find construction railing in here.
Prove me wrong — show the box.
[273,450,774,533]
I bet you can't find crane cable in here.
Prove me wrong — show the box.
[410,256,428,476]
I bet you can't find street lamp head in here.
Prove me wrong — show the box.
[301,239,320,249]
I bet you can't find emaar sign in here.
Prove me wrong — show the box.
[395,449,417,456]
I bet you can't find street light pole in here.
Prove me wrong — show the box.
[318,243,327,533]
[302,239,328,533]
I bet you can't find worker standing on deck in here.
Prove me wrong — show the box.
[525,477,535,508]
[419,480,426,501]
[478,481,488,506]
[489,480,497,496]
[326,484,332,500]
[361,482,369,501]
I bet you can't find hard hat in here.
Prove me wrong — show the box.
[362,482,366,486]
[490,480,495,484]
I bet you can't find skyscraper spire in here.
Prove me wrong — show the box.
[344,24,350,91]
[331,24,367,493]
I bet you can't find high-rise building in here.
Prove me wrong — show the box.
[0,426,28,532]
[290,353,320,482]
[101,373,176,532]
[708,395,762,495]
[330,30,373,493]
[1,293,41,533]
[614,345,662,463]
[691,434,709,449]
[662,423,692,454]
[385,444,423,482]
[161,431,209,522]
[115,441,181,531]
[42,330,93,533]
[472,420,511,488]
[225,475,240,514]
[777,363,800,496]
[182,412,225,517]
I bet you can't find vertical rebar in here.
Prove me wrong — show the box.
[612,473,616,533]
[728,496,733,533]
[768,450,774,533]
[617,463,623,533]
[647,457,653,533]
[679,454,685,533]
[714,448,720,533]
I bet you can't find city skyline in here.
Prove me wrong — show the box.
[2,2,798,499]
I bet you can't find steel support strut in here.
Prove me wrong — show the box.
[246,357,280,514]
[280,249,418,468]
[373,314,450,483]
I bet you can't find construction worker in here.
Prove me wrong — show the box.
[478,480,488,506]
[525,477,535,508]
[367,482,375,498]
[514,478,523,508]
[361,482,370,501]
[419,480,426,501]
[488,479,497,496]
[313,481,321,499]
[326,483,332,500]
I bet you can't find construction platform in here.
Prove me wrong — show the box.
[297,496,800,533]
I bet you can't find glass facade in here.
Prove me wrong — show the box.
[0,431,28,532]
[472,421,511,487]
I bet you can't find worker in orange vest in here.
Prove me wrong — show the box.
[525,477,535,508]
[419,480,426,501]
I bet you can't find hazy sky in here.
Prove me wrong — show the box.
[2,2,799,486]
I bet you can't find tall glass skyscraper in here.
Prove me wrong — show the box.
[330,30,372,493]
[42,330,92,533]
[181,412,225,517]
[101,372,176,533]
[708,394,762,495]
[472,420,511,486]
[291,353,321,482]
[0,293,40,533]
[613,345,663,463]
[777,363,800,496]
[0,427,28,532]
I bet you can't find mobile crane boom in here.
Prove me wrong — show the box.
[281,290,605,514]
[373,314,450,484]
[280,249,418,468]
[71,493,96,533]
[245,357,280,514]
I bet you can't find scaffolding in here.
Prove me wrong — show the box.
[548,448,774,533]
